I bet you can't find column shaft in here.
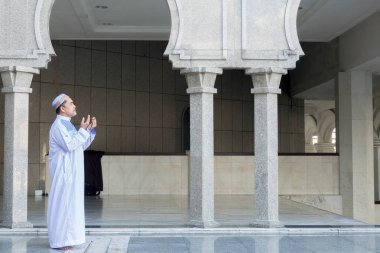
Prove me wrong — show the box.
[189,92,215,226]
[254,93,279,223]
[247,68,286,228]
[374,138,380,202]
[337,71,374,223]
[0,66,37,228]
[182,68,221,228]
[3,93,30,228]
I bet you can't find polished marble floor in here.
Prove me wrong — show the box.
[21,195,365,227]
[2,234,380,253]
[0,195,375,252]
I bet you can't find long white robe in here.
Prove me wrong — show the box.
[47,115,95,248]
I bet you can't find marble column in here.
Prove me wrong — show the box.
[337,71,374,223]
[246,68,286,228]
[181,67,222,228]
[374,137,380,202]
[314,142,335,153]
[0,66,39,228]
[189,236,215,253]
[255,236,280,253]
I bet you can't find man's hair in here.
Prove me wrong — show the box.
[55,100,67,114]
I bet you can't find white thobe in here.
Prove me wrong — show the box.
[47,115,96,248]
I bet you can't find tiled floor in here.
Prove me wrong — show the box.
[23,195,366,227]
[0,195,377,252]
[2,234,380,252]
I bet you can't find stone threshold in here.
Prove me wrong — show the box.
[1,227,380,236]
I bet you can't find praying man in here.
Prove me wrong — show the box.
[47,93,97,250]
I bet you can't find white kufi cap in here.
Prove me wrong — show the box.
[52,93,68,109]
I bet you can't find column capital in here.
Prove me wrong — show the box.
[0,66,38,94]
[187,87,217,94]
[182,68,222,95]
[1,87,32,94]
[180,67,223,75]
[246,68,287,94]
[0,66,40,74]
[245,68,287,75]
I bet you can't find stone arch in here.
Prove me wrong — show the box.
[305,115,317,144]
[373,95,380,138]
[305,115,317,153]
[0,0,56,68]
[317,109,335,143]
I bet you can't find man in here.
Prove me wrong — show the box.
[47,93,97,250]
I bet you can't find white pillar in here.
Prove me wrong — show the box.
[337,71,375,223]
[189,237,215,253]
[9,237,27,253]
[0,66,38,228]
[247,68,286,228]
[255,236,280,253]
[374,137,380,202]
[181,68,222,228]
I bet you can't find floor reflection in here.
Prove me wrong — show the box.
[0,234,380,252]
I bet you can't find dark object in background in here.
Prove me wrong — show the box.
[84,150,104,196]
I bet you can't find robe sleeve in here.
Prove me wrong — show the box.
[83,129,96,150]
[53,124,90,153]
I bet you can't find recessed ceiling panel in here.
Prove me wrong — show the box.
[50,0,380,41]
[90,0,170,26]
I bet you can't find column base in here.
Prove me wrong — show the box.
[250,220,283,228]
[188,219,219,228]
[1,221,33,229]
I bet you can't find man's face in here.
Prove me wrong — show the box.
[60,97,77,117]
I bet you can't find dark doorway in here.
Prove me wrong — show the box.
[183,107,190,152]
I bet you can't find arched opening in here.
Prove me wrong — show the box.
[3,0,379,229]
[305,115,318,153]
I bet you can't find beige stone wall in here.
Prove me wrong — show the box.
[0,40,304,195]
[100,155,339,196]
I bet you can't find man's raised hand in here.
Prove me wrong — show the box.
[80,115,91,129]
[89,117,97,130]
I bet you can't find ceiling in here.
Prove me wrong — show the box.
[50,0,380,41]
[294,79,336,100]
